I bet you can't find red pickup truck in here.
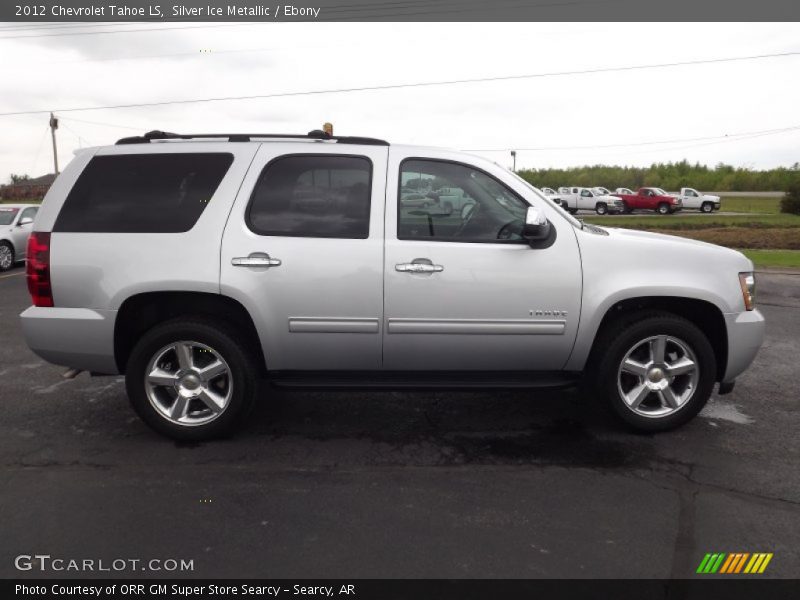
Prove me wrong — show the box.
[613,187,683,214]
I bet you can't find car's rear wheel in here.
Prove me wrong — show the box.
[591,311,716,432]
[595,203,608,215]
[0,242,14,271]
[126,318,259,441]
[701,202,714,213]
[657,202,670,215]
[622,202,633,214]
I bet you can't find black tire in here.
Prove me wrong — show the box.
[125,318,259,441]
[657,202,670,215]
[701,202,713,213]
[622,202,633,214]
[589,311,716,432]
[0,241,14,272]
[595,203,608,215]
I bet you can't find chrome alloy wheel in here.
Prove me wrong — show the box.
[616,335,699,418]
[0,245,12,270]
[144,340,233,426]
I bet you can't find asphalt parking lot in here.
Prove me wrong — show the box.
[1,267,798,579]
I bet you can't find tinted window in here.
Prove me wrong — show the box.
[247,155,371,239]
[54,153,233,233]
[398,160,529,242]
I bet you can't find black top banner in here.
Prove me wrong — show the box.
[2,0,799,22]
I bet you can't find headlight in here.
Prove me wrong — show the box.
[739,272,756,311]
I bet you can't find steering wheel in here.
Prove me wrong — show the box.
[497,219,523,240]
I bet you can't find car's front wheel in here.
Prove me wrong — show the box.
[701,202,714,213]
[657,202,670,215]
[593,312,716,432]
[126,318,259,441]
[595,202,608,215]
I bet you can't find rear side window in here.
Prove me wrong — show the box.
[54,153,233,233]
[247,155,372,239]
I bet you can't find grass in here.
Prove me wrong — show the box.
[739,249,800,269]
[586,213,800,230]
[717,195,781,214]
[584,193,800,253]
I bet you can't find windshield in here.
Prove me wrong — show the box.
[594,187,610,195]
[653,188,668,196]
[0,208,19,225]
[506,170,583,229]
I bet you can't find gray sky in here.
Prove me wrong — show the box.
[0,22,798,181]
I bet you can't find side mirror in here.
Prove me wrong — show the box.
[522,206,551,245]
[18,217,33,226]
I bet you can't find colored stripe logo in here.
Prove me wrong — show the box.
[697,552,773,574]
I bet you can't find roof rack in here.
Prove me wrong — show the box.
[115,130,389,146]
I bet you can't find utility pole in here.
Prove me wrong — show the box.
[510,150,517,172]
[49,112,59,175]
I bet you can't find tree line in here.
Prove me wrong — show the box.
[516,160,800,192]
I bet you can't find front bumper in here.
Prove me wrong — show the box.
[722,308,765,383]
[20,306,119,374]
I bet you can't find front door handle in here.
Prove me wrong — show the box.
[395,258,444,274]
[232,252,282,268]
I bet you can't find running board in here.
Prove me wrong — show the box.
[268,371,580,390]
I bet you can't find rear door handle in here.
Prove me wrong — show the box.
[232,252,282,268]
[395,258,443,274]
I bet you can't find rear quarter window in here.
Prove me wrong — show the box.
[54,153,234,233]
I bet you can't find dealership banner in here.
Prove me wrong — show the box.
[6,580,800,599]
[1,0,799,22]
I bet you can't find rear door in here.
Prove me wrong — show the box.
[220,142,388,371]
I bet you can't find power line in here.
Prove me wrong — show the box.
[465,125,800,152]
[1,50,798,118]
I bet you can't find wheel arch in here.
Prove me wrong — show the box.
[114,291,267,376]
[575,296,728,382]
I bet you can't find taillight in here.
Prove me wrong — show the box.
[26,232,53,307]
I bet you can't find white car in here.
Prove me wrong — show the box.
[0,203,39,271]
[557,187,625,215]
[674,188,721,213]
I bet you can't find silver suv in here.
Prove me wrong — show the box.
[20,130,765,440]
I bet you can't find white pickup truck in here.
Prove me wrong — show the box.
[673,188,721,213]
[557,186,625,215]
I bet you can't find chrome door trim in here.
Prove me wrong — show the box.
[288,317,380,334]
[386,318,566,335]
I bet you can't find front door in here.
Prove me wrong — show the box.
[220,142,389,371]
[383,149,582,372]
[11,206,38,259]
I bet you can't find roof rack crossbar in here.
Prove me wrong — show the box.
[115,130,389,146]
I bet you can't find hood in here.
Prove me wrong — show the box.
[702,194,721,201]
[602,226,752,267]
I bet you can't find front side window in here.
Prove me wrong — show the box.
[581,189,592,197]
[247,155,371,239]
[19,207,38,222]
[398,160,529,242]
[54,153,233,233]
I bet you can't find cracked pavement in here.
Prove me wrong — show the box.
[1,268,798,578]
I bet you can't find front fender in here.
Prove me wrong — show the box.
[565,227,751,371]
